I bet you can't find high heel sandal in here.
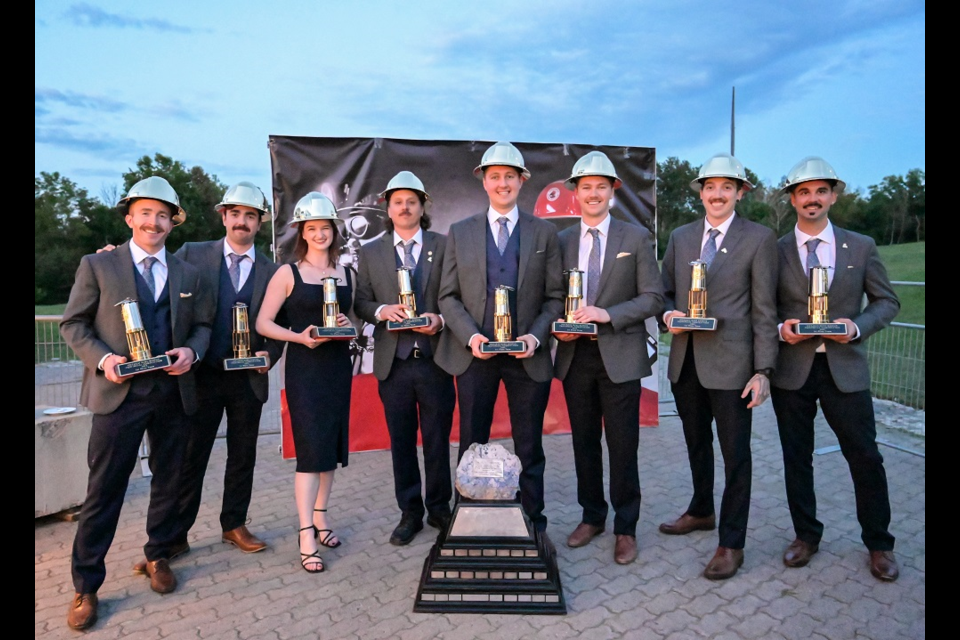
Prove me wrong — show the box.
[298,526,324,573]
[313,508,342,548]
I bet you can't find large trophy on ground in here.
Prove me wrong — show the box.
[796,266,846,335]
[223,302,269,370]
[480,285,526,353]
[668,259,717,330]
[552,268,597,336]
[414,443,566,614]
[114,298,172,377]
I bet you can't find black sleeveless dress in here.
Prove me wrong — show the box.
[283,264,353,473]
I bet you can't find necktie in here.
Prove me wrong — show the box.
[701,228,721,268]
[805,238,822,273]
[228,253,244,292]
[587,228,601,306]
[496,217,510,256]
[142,256,157,301]
[401,240,417,269]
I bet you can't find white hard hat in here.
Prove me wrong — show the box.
[217,181,270,217]
[564,151,622,190]
[290,192,340,227]
[781,156,846,194]
[117,176,187,226]
[690,153,754,192]
[473,141,531,180]
[378,171,431,202]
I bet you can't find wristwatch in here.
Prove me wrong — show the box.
[754,368,773,377]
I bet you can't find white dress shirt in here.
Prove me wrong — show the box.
[577,214,612,297]
[487,206,519,240]
[224,241,256,290]
[129,241,168,301]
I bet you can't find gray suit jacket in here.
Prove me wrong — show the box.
[354,230,446,381]
[771,226,899,393]
[554,218,665,384]
[437,210,564,381]
[60,241,212,415]
[175,239,282,402]
[661,214,779,390]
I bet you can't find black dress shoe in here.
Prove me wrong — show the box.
[783,539,819,568]
[66,593,98,630]
[869,550,900,582]
[426,512,451,531]
[389,514,423,546]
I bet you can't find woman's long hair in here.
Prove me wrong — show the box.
[293,220,342,267]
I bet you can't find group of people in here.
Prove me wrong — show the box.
[59,141,901,632]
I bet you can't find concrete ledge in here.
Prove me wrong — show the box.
[35,406,91,518]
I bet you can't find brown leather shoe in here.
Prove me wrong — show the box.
[614,535,638,565]
[566,522,605,548]
[703,546,744,580]
[144,558,177,593]
[133,540,190,574]
[869,550,900,582]
[658,512,716,535]
[783,539,819,568]
[222,525,268,553]
[66,593,98,630]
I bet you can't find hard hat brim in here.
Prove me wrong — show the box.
[563,175,622,191]
[474,164,532,181]
[689,177,755,193]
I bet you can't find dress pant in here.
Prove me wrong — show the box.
[71,377,187,594]
[562,339,643,536]
[379,354,456,519]
[772,353,895,551]
[671,340,752,549]
[456,355,551,531]
[175,366,264,538]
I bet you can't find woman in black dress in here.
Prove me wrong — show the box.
[257,192,355,573]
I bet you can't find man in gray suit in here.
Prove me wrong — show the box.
[163,182,282,558]
[60,177,211,630]
[355,171,455,546]
[659,153,778,580]
[771,157,900,581]
[437,141,565,532]
[553,151,664,564]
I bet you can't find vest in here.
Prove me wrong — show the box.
[481,223,520,338]
[394,246,431,359]
[206,256,256,365]
[130,261,174,395]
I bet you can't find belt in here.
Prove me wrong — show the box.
[411,347,423,359]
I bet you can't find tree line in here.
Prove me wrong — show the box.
[36,153,924,305]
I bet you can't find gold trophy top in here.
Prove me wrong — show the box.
[115,298,145,333]
[563,269,584,322]
[114,298,153,361]
[321,276,341,328]
[231,302,252,358]
[689,259,708,291]
[493,285,514,343]
[397,267,417,318]
[807,265,831,324]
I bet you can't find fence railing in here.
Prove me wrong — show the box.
[34,316,283,434]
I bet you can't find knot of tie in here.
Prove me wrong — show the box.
[401,239,417,269]
[805,238,822,271]
[701,228,721,267]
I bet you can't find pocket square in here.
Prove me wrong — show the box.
[616,252,632,258]
[180,292,193,298]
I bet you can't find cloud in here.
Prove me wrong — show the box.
[63,3,198,34]
[35,87,129,113]
[35,126,148,160]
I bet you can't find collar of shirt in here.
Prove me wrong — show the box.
[129,240,167,269]
[701,212,737,249]
[223,241,256,262]
[580,214,612,241]
[394,228,424,263]
[487,206,519,237]
[794,219,835,253]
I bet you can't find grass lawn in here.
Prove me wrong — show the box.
[35,303,67,315]
[877,241,924,325]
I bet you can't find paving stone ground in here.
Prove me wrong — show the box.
[35,400,924,639]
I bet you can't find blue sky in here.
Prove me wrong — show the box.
[36,1,925,200]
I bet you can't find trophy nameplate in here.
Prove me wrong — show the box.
[223,302,269,370]
[552,268,597,336]
[796,265,847,335]
[310,276,358,340]
[387,266,432,330]
[480,285,526,353]
[668,259,716,331]
[114,298,171,377]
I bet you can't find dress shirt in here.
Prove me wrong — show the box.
[700,212,737,253]
[487,206,519,240]
[577,214,612,298]
[223,241,256,290]
[129,241,168,302]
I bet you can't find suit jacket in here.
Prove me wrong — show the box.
[60,241,212,415]
[771,226,899,393]
[661,214,779,390]
[554,218,665,384]
[354,230,446,380]
[437,210,564,381]
[175,239,282,402]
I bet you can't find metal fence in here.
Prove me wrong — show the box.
[34,316,283,434]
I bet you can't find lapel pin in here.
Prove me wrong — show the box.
[721,248,728,254]
[842,243,848,248]
[427,251,433,263]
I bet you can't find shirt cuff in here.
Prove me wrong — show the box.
[97,353,114,371]
[374,304,386,322]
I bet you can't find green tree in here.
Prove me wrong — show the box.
[655,157,700,258]
[865,170,925,245]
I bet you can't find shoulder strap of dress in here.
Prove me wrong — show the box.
[290,261,303,285]
[344,265,354,288]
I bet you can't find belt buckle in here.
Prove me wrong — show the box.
[412,347,422,359]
